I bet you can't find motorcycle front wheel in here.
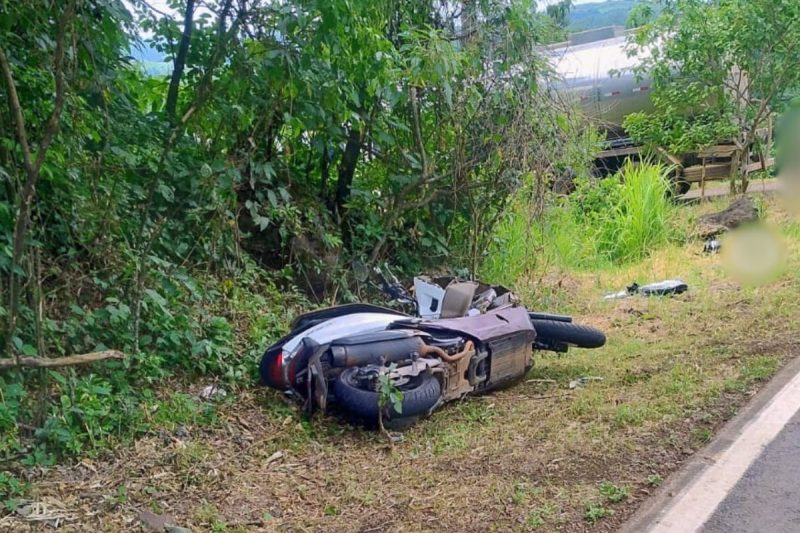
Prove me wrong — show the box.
[531,320,606,348]
[333,368,442,422]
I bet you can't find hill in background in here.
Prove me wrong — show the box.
[567,0,638,31]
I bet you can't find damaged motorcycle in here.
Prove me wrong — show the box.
[259,276,606,426]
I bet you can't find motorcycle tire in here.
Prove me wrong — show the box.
[531,320,606,349]
[333,368,442,421]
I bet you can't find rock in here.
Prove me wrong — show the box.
[199,384,227,401]
[138,509,177,532]
[697,196,758,238]
[164,526,192,533]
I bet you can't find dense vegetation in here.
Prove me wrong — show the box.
[624,0,800,192]
[0,0,589,466]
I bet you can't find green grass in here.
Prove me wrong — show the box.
[481,161,681,285]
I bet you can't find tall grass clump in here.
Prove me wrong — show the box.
[481,161,681,279]
[595,160,677,263]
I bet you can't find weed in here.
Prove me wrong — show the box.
[692,427,713,446]
[512,482,529,505]
[585,503,614,524]
[323,505,339,516]
[599,481,629,503]
[647,474,664,487]
[195,502,227,531]
[526,503,557,529]
[0,472,26,511]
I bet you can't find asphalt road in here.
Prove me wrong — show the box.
[702,410,800,533]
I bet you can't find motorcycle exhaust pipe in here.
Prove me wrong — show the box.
[330,336,427,367]
[330,336,475,367]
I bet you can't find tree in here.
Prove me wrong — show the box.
[624,0,800,193]
[546,0,573,29]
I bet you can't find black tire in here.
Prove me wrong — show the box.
[673,179,691,196]
[531,320,606,349]
[333,368,441,421]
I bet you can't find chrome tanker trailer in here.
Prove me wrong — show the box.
[547,26,773,195]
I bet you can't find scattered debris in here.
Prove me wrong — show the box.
[697,196,758,238]
[604,288,631,300]
[174,425,190,440]
[265,450,285,466]
[569,376,604,389]
[703,239,722,254]
[12,499,74,528]
[386,431,405,444]
[637,279,688,297]
[604,279,688,299]
[199,384,227,401]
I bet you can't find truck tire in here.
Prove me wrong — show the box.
[333,368,441,421]
[673,178,691,196]
[531,320,606,349]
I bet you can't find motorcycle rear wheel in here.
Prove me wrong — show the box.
[334,368,441,422]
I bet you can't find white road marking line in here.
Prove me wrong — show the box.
[646,368,800,533]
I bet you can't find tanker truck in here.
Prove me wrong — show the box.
[546,26,773,195]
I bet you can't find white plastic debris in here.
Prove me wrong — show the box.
[199,384,227,400]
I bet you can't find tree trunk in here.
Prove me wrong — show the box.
[165,0,196,121]
[334,127,362,216]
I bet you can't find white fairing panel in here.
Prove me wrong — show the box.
[413,277,446,319]
[282,313,401,358]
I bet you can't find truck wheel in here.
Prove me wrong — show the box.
[673,179,691,196]
[333,367,441,421]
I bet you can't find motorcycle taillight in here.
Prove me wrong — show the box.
[260,350,286,389]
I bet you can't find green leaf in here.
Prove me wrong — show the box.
[443,82,453,109]
[21,344,38,357]
[267,189,278,208]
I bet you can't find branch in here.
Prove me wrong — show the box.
[0,48,33,176]
[409,86,430,178]
[0,350,125,370]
